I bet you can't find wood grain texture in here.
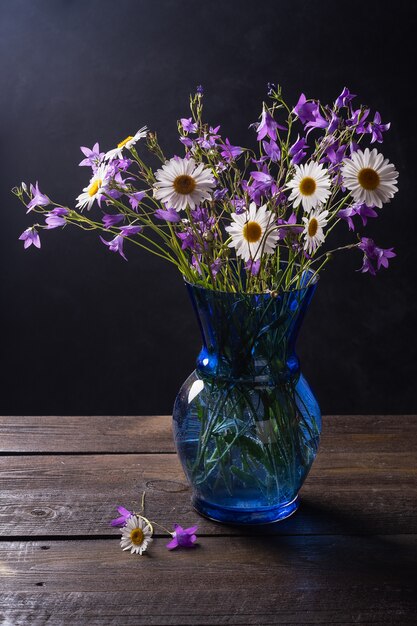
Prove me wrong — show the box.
[0,448,416,536]
[1,414,416,453]
[0,536,416,625]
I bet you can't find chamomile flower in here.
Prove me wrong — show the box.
[76,163,109,211]
[287,161,331,212]
[105,126,148,161]
[120,515,153,555]
[225,202,279,262]
[341,148,398,208]
[153,157,215,211]
[302,207,329,255]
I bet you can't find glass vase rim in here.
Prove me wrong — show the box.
[184,266,319,296]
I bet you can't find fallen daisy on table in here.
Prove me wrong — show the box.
[120,515,153,555]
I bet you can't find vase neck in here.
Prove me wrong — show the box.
[187,282,317,383]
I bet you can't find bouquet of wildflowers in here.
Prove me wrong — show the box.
[13,84,398,292]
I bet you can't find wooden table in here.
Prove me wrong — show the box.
[0,415,416,624]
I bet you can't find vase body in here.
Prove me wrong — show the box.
[173,278,321,524]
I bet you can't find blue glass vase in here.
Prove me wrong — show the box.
[173,276,321,525]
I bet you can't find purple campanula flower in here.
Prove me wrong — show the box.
[177,230,198,251]
[289,136,308,165]
[100,234,127,260]
[358,237,396,275]
[179,136,194,148]
[45,207,69,229]
[368,111,390,143]
[79,142,105,169]
[327,112,340,134]
[27,182,50,211]
[129,191,146,211]
[338,203,378,231]
[166,523,198,550]
[110,506,133,527]
[102,213,125,229]
[180,118,198,133]
[245,258,261,276]
[154,208,181,222]
[220,138,243,161]
[347,108,370,133]
[262,139,281,162]
[277,213,303,239]
[213,187,228,201]
[120,225,142,237]
[114,158,132,171]
[19,226,41,249]
[335,87,356,108]
[256,108,285,141]
[231,196,246,214]
[196,85,204,96]
[320,140,346,168]
[210,258,223,278]
[305,107,328,131]
[293,93,319,124]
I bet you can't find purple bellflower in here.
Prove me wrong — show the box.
[368,112,390,143]
[256,109,285,141]
[154,207,181,222]
[289,136,308,165]
[166,523,198,550]
[358,237,396,275]
[19,227,41,249]
[180,118,198,133]
[338,203,378,231]
[79,143,105,169]
[335,87,356,108]
[293,94,319,124]
[102,213,125,229]
[27,182,50,211]
[45,207,69,229]
[128,191,146,211]
[110,506,133,527]
[262,139,281,162]
[220,138,243,161]
[245,258,261,276]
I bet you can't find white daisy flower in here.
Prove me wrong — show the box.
[76,163,109,211]
[225,202,279,262]
[120,515,153,555]
[302,207,329,255]
[105,126,148,161]
[287,161,331,212]
[153,157,215,211]
[341,148,398,208]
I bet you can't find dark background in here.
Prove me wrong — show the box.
[0,0,416,416]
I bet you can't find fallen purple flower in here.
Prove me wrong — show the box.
[110,506,133,527]
[166,523,198,550]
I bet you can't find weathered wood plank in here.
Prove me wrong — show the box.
[0,536,416,624]
[0,415,416,454]
[0,415,176,453]
[0,450,416,536]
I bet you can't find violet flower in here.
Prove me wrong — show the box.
[180,118,198,133]
[368,112,390,144]
[120,225,142,237]
[220,138,243,161]
[256,109,285,141]
[129,191,146,211]
[100,234,127,260]
[19,227,41,249]
[196,85,204,95]
[102,213,125,229]
[79,143,105,169]
[338,203,378,231]
[154,207,181,222]
[27,182,50,211]
[210,258,223,278]
[262,139,281,162]
[110,506,133,527]
[358,237,396,275]
[335,87,356,108]
[293,93,319,124]
[45,207,69,229]
[245,258,261,276]
[166,523,198,550]
[289,136,308,165]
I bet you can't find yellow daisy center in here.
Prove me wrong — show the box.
[308,217,318,237]
[88,179,102,197]
[358,167,380,190]
[117,135,133,149]
[243,221,263,243]
[299,176,317,196]
[130,528,144,546]
[173,174,196,195]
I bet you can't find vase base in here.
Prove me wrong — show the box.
[192,495,299,525]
